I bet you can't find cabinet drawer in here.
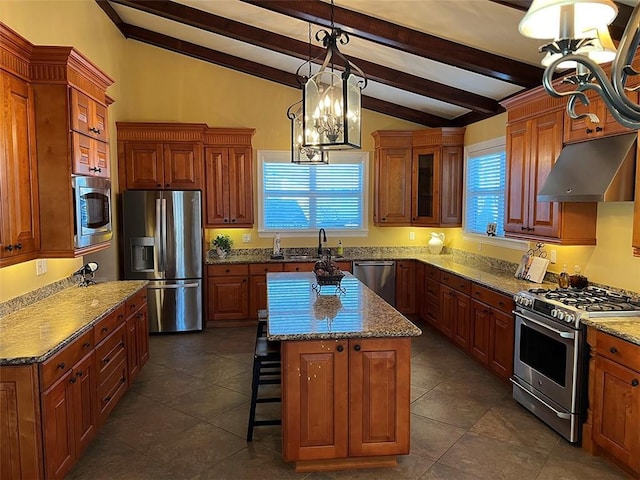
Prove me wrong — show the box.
[334,261,352,273]
[595,330,640,372]
[249,263,284,275]
[95,323,127,384]
[125,289,147,318]
[40,329,94,391]
[425,278,440,303]
[208,264,249,276]
[424,263,440,281]
[93,304,126,345]
[97,358,128,424]
[471,284,514,313]
[440,271,471,295]
[283,262,314,272]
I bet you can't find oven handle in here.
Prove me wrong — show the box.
[516,313,575,339]
[510,378,572,420]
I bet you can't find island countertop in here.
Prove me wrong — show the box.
[0,281,148,365]
[266,271,422,341]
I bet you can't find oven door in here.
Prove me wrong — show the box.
[513,308,579,412]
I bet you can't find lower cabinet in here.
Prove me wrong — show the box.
[41,350,96,479]
[585,328,640,478]
[125,289,150,383]
[206,264,249,322]
[470,284,515,382]
[249,263,284,319]
[439,272,471,347]
[0,288,149,479]
[395,261,416,314]
[282,337,411,470]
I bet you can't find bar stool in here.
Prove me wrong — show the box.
[247,310,281,441]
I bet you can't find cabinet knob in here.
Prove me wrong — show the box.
[76,371,83,377]
[609,346,618,354]
[83,342,91,348]
[336,345,344,352]
[595,126,603,132]
[225,269,230,273]
[5,245,13,252]
[224,218,229,223]
[632,379,639,387]
[15,243,22,250]
[586,128,593,134]
[70,377,77,384]
[89,167,102,173]
[231,218,236,223]
[165,184,170,188]
[354,344,361,352]
[57,362,66,370]
[381,217,386,221]
[521,226,527,231]
[102,326,109,333]
[157,184,162,187]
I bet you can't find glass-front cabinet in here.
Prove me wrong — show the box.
[412,147,439,224]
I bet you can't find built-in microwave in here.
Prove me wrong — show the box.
[72,176,112,248]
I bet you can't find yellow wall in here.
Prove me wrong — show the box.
[1,0,639,301]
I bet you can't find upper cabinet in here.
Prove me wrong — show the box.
[0,26,40,267]
[372,128,465,227]
[117,123,206,191]
[203,128,255,228]
[501,89,598,245]
[29,45,114,257]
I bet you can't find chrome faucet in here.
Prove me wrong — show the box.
[318,228,327,256]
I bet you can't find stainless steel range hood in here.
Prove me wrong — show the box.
[537,133,637,202]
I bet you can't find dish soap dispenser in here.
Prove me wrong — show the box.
[558,264,570,289]
[271,232,283,259]
[337,240,343,257]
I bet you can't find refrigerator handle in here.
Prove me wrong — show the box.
[161,197,168,272]
[147,282,200,290]
[155,197,163,272]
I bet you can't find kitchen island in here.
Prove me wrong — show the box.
[267,271,421,473]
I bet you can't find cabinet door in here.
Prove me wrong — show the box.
[395,261,416,314]
[126,316,141,382]
[593,356,640,474]
[249,275,267,320]
[527,111,563,239]
[72,133,109,178]
[207,276,249,320]
[163,143,202,190]
[349,338,411,456]
[439,285,456,339]
[42,371,75,479]
[137,306,150,368]
[0,72,39,266]
[439,145,463,226]
[228,147,254,226]
[125,142,164,189]
[70,89,108,142]
[71,351,97,457]
[374,147,412,225]
[451,293,471,351]
[489,308,515,381]
[411,147,440,225]
[470,301,491,366]
[204,147,228,225]
[504,118,530,235]
[282,340,349,462]
[415,262,425,320]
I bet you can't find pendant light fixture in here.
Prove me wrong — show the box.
[519,0,640,129]
[298,0,367,150]
[287,100,329,164]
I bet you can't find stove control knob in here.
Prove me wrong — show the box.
[556,311,565,321]
[551,309,558,318]
[524,298,533,307]
[565,313,574,324]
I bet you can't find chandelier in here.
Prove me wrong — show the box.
[287,100,329,164]
[519,0,640,129]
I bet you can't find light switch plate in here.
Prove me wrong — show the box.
[409,231,415,241]
[549,250,557,264]
[242,234,252,243]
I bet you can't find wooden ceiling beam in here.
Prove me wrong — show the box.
[241,0,543,88]
[107,0,500,115]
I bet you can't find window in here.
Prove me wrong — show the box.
[464,138,506,237]
[257,150,368,236]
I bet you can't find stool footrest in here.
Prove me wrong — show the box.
[256,397,281,403]
[253,420,281,426]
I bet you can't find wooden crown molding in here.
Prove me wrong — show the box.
[116,122,209,142]
[0,22,34,80]
[203,128,256,146]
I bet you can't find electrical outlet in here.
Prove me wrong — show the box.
[550,250,557,264]
[36,259,47,276]
[409,231,415,241]
[242,234,252,243]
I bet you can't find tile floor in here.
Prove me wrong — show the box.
[68,322,629,480]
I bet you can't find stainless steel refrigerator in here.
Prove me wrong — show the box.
[122,190,203,333]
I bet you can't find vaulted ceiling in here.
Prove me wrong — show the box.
[96,0,637,127]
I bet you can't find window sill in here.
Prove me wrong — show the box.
[462,232,528,251]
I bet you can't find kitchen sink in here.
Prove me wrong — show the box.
[285,255,319,260]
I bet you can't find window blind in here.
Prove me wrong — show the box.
[465,150,506,236]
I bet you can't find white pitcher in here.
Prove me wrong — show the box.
[428,232,445,254]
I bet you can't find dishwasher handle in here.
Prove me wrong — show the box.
[353,261,395,267]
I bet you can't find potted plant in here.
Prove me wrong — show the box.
[213,234,233,258]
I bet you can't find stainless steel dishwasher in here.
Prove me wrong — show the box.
[352,261,396,306]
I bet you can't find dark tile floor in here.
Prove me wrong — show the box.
[68,322,629,480]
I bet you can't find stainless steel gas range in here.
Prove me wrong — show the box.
[512,287,640,443]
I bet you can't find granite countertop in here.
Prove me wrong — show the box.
[266,271,422,341]
[581,317,640,346]
[0,281,148,365]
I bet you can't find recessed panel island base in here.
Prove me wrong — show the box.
[267,272,422,473]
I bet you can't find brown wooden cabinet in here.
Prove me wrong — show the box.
[207,264,249,322]
[395,260,416,314]
[204,128,255,227]
[564,91,639,144]
[422,263,441,328]
[372,128,465,227]
[501,90,598,245]
[117,123,206,190]
[282,337,411,470]
[584,328,640,478]
[29,45,114,258]
[249,263,285,319]
[125,289,149,384]
[0,70,39,267]
[470,283,515,381]
[439,272,471,348]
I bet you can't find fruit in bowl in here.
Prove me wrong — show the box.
[313,259,344,285]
